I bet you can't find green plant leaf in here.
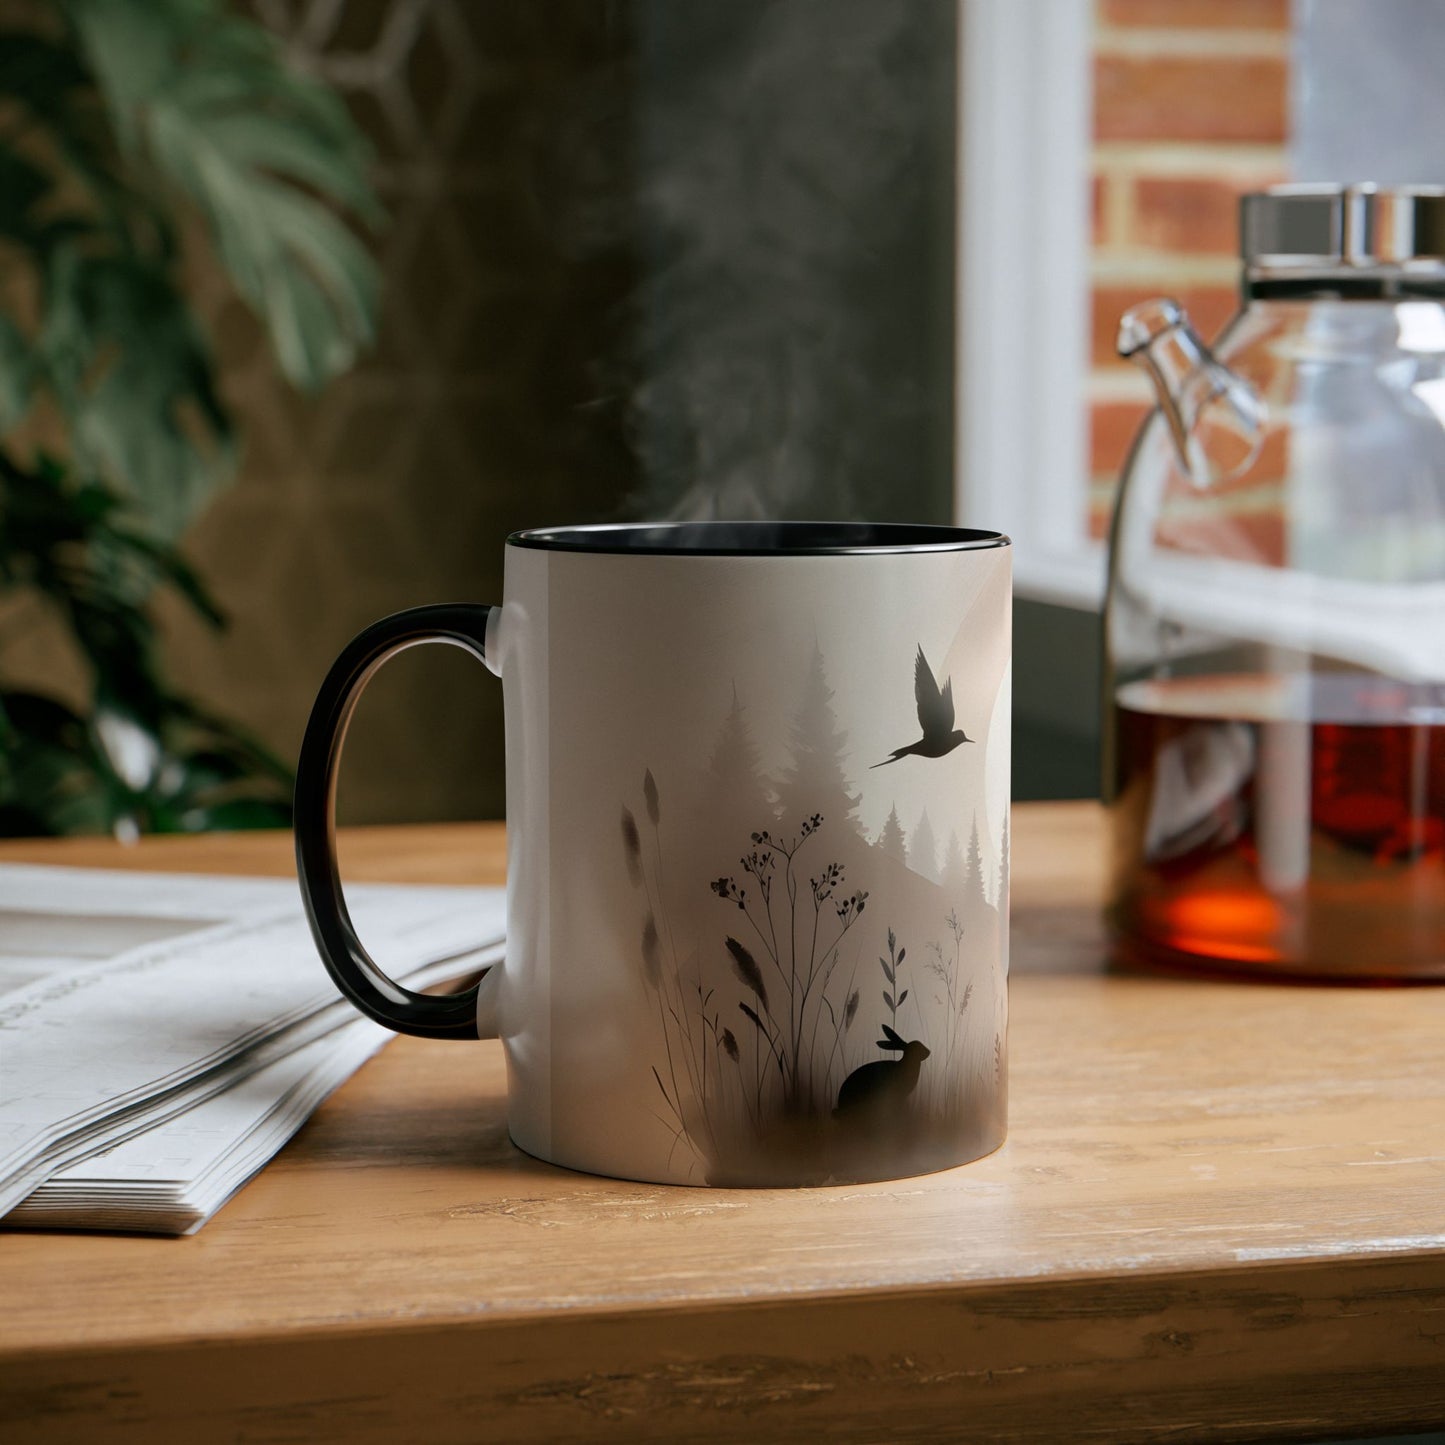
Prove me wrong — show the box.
[65,0,381,392]
[0,452,223,739]
[36,247,234,537]
[0,689,113,837]
[0,30,158,255]
[0,2,363,836]
[107,524,225,626]
[0,315,32,427]
[177,797,291,832]
[165,698,294,784]
[0,148,51,246]
[0,33,89,116]
[0,673,295,838]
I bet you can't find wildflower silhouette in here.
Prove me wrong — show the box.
[879,927,908,1031]
[711,812,866,1115]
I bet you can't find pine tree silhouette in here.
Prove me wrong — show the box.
[710,684,764,786]
[876,804,908,865]
[702,685,775,849]
[964,815,987,914]
[908,808,939,883]
[941,829,967,896]
[775,643,861,835]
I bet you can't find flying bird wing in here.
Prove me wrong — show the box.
[914,646,955,739]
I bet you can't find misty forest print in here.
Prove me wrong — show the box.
[620,643,1006,1186]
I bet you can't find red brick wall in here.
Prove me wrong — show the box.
[1087,0,1290,539]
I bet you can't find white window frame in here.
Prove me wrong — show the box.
[955,0,1104,610]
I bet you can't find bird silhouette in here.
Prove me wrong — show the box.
[870,646,971,768]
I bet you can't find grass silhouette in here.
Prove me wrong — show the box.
[622,764,1004,1185]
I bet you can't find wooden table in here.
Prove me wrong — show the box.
[3,803,1444,1444]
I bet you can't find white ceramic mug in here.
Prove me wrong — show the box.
[296,521,1011,1186]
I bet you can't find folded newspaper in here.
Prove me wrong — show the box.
[0,864,504,1235]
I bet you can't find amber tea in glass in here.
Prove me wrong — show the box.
[1110,674,1445,979]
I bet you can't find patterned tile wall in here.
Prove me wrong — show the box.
[161,0,638,825]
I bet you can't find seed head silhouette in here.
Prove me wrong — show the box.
[871,646,971,769]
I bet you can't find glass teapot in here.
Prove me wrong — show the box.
[1105,184,1445,980]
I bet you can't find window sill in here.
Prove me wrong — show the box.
[1012,542,1106,612]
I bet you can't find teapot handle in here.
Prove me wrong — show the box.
[1118,297,1265,488]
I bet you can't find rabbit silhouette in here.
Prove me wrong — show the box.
[834,1024,930,1121]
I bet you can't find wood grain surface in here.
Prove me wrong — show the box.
[3,803,1444,1443]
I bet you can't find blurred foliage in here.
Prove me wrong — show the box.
[0,0,379,836]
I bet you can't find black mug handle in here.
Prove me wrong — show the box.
[294,603,496,1040]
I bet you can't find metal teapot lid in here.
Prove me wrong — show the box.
[1241,184,1445,271]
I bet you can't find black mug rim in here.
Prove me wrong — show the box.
[507,521,1011,556]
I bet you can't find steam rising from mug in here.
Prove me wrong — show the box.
[547,1,954,520]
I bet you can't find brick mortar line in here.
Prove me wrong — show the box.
[1103,170,1135,250]
[1093,252,1244,275]
[1139,485,1290,518]
[1088,372,1156,403]
[1093,143,1289,171]
[1087,478,1293,508]
[1093,156,1288,183]
[1091,254,1243,283]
